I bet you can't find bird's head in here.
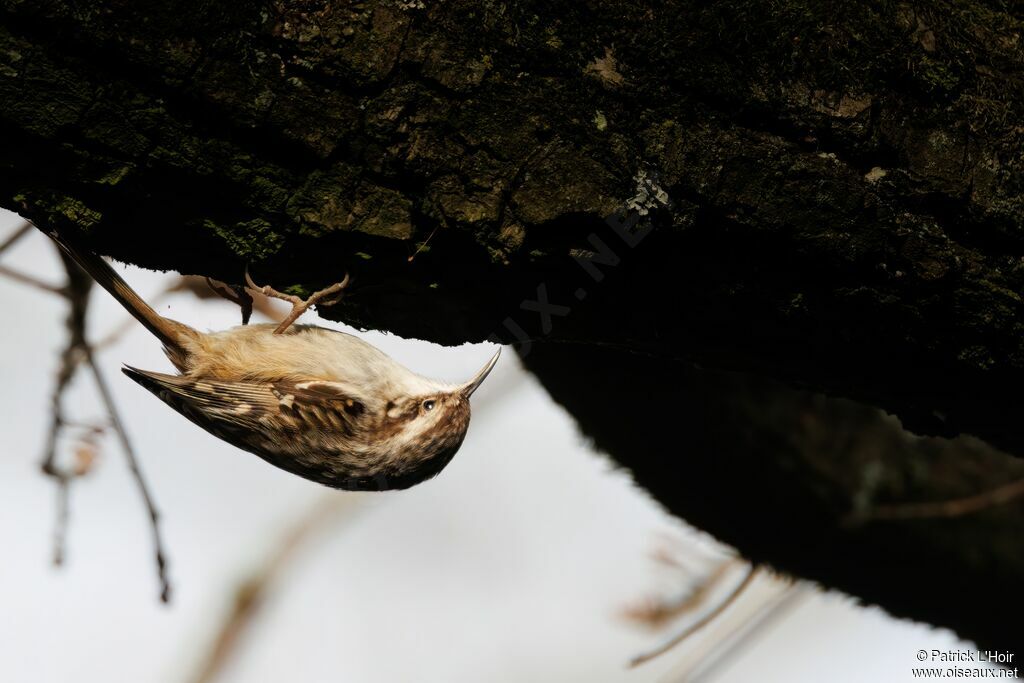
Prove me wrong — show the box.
[374,348,500,487]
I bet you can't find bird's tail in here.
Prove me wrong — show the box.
[46,229,197,360]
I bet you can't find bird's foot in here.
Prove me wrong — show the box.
[206,278,255,325]
[244,269,350,334]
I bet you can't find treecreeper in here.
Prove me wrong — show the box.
[48,229,500,491]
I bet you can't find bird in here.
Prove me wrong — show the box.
[47,230,500,491]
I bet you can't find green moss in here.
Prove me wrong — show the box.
[0,44,21,78]
[918,55,961,94]
[49,196,102,229]
[96,165,133,186]
[285,165,360,236]
[246,173,292,212]
[350,184,414,239]
[956,345,996,371]
[205,217,285,262]
[286,165,413,240]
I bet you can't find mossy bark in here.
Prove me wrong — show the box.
[2,0,1023,648]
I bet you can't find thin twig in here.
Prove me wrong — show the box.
[191,494,364,683]
[83,346,171,602]
[665,582,809,683]
[407,223,439,262]
[5,242,173,602]
[0,264,67,294]
[0,221,32,255]
[37,255,86,567]
[51,479,70,565]
[624,558,739,629]
[630,565,760,668]
[855,476,1024,522]
[9,252,287,598]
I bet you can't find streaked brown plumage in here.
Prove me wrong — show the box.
[48,230,499,491]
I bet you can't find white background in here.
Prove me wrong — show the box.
[0,208,989,682]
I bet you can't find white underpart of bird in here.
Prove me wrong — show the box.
[47,229,500,491]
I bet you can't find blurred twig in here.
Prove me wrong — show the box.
[664,581,809,683]
[0,220,31,254]
[626,534,806,682]
[0,226,172,602]
[0,264,65,294]
[45,423,102,565]
[850,476,1024,523]
[84,334,172,601]
[630,564,760,668]
[60,248,172,601]
[624,556,739,630]
[3,224,294,600]
[191,494,365,683]
[37,263,102,567]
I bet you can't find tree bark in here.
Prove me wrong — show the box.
[2,0,1023,649]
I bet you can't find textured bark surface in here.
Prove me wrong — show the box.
[2,0,1023,648]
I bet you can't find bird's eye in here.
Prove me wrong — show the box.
[422,399,436,412]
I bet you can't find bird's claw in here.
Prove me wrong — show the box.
[206,277,254,325]
[243,268,350,335]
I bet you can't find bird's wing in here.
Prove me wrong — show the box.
[122,366,369,439]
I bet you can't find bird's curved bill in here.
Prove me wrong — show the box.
[460,348,501,398]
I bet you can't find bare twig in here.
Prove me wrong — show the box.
[83,344,172,601]
[37,252,89,566]
[852,475,1024,523]
[4,242,290,597]
[664,582,809,683]
[0,263,66,294]
[0,221,32,255]
[629,565,760,668]
[191,494,365,683]
[56,247,172,601]
[50,478,71,565]
[2,237,173,602]
[624,558,739,629]
[407,223,439,262]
